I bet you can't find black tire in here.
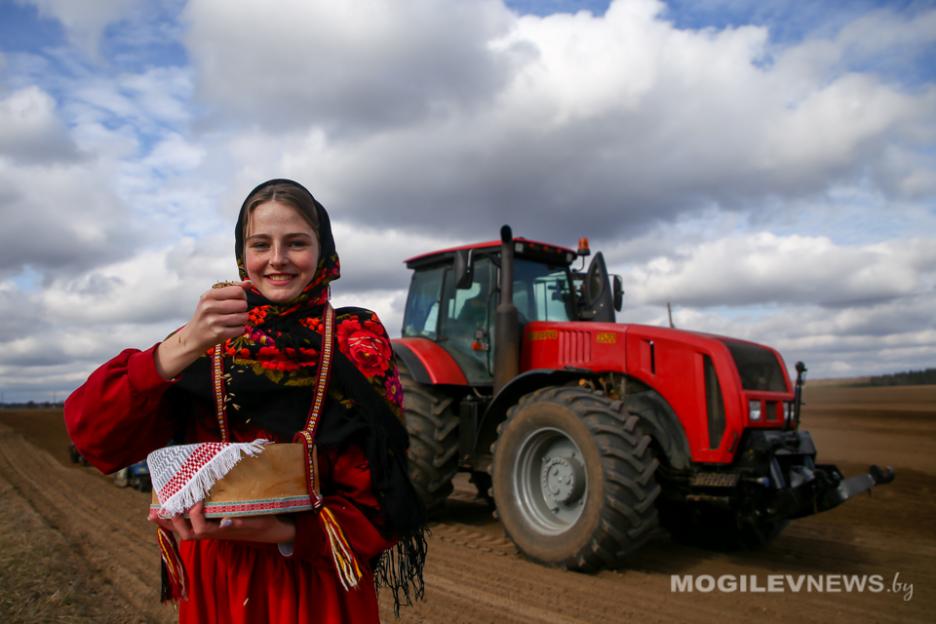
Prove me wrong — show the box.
[399,360,459,514]
[491,386,661,570]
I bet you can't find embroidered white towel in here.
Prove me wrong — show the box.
[147,439,269,516]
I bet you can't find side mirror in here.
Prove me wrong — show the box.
[454,249,474,289]
[581,252,615,322]
[585,255,605,302]
[612,274,624,311]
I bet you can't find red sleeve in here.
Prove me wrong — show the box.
[64,344,178,474]
[290,444,394,564]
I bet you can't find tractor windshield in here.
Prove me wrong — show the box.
[402,266,444,338]
[512,259,573,323]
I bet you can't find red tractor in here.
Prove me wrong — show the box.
[392,226,893,569]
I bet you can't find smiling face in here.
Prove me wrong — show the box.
[243,200,320,303]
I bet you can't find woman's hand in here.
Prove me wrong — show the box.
[154,281,251,380]
[148,502,296,545]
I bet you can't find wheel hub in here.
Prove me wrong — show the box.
[541,455,585,506]
[512,426,588,535]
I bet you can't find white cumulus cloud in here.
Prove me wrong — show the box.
[0,86,80,163]
[624,232,936,308]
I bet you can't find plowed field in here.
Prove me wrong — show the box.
[1,384,933,623]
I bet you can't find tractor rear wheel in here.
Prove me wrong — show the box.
[398,360,459,515]
[492,386,661,570]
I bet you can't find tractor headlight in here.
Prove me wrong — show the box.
[749,400,762,421]
[784,401,793,423]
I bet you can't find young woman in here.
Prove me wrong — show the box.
[65,179,425,622]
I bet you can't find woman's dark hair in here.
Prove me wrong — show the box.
[241,182,321,244]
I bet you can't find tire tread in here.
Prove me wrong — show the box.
[492,385,662,570]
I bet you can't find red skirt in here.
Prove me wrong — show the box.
[178,539,379,623]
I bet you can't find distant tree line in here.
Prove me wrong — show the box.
[851,368,936,387]
[0,401,65,409]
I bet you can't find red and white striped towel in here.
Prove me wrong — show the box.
[147,439,269,516]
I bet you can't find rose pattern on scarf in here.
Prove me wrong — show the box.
[336,310,402,415]
[337,315,393,380]
[298,316,322,333]
[247,305,269,326]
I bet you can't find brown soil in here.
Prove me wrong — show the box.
[1,385,933,623]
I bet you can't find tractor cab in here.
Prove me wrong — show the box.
[401,232,620,386]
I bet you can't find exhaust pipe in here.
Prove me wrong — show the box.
[494,225,520,394]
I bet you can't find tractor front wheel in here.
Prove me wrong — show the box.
[492,386,661,570]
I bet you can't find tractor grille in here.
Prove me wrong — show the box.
[719,339,787,391]
[690,472,740,488]
[559,329,592,364]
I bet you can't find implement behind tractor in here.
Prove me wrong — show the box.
[392,226,894,569]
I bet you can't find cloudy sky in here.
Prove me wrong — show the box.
[1,0,934,402]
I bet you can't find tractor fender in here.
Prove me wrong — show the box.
[621,391,692,471]
[392,338,469,386]
[475,368,592,465]
[474,369,692,472]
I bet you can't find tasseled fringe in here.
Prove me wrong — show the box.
[375,527,429,617]
[157,527,187,602]
[155,439,268,517]
[319,506,363,590]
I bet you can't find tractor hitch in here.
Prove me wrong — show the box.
[784,462,895,519]
[818,463,895,509]
[732,430,895,521]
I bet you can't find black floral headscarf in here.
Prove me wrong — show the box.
[177,179,426,609]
